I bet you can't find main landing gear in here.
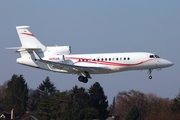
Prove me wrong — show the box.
[148,69,153,79]
[78,76,88,83]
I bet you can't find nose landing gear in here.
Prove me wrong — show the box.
[148,69,153,79]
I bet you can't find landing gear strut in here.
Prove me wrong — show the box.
[78,76,88,83]
[148,69,153,79]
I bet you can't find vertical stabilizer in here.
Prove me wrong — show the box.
[16,26,45,50]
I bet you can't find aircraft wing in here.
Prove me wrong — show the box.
[33,51,111,78]
[46,60,109,73]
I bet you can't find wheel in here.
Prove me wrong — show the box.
[78,76,84,82]
[78,76,88,83]
[149,76,152,79]
[83,77,88,83]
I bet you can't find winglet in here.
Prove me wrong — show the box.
[33,51,42,60]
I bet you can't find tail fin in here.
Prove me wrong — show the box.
[16,26,45,50]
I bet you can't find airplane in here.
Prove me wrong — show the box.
[7,26,174,83]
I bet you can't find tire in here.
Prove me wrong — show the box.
[83,77,88,83]
[78,76,84,82]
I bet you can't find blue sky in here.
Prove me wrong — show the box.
[0,1,179,103]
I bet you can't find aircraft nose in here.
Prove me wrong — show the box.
[160,59,174,67]
[166,60,174,67]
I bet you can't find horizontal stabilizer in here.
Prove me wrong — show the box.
[6,47,42,50]
[6,47,42,52]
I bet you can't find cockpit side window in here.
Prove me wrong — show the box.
[149,55,154,58]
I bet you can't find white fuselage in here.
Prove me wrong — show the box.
[17,52,173,74]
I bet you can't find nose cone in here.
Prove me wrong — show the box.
[160,59,174,68]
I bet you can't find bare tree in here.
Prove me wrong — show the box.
[115,90,148,119]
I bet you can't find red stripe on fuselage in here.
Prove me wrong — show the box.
[65,57,156,67]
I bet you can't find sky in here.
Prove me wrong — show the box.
[0,1,179,104]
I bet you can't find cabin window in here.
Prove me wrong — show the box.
[105,58,107,61]
[124,57,126,60]
[116,58,118,61]
[127,57,130,60]
[109,58,111,61]
[101,58,104,61]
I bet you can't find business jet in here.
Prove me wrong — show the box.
[7,26,173,83]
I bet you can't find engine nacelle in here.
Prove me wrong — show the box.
[46,46,71,55]
[43,55,65,62]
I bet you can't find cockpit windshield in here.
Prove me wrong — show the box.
[155,55,160,58]
[149,55,160,58]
